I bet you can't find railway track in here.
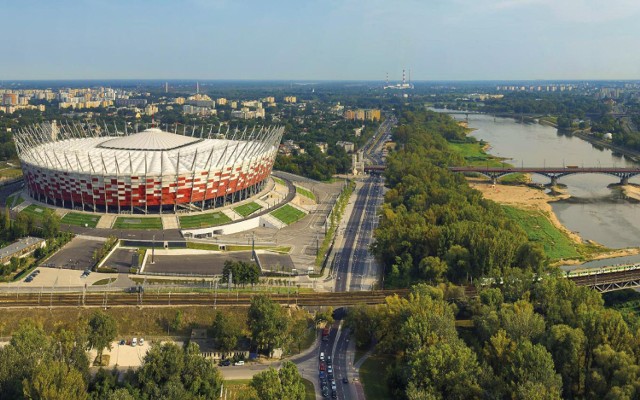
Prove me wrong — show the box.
[0,289,411,308]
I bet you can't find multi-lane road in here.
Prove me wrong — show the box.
[310,116,395,399]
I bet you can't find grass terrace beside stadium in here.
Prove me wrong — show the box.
[271,205,306,225]
[20,204,54,220]
[233,202,262,217]
[113,217,163,230]
[61,212,100,228]
[179,212,232,229]
[295,186,316,201]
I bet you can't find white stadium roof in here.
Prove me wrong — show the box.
[16,126,284,176]
[100,128,202,151]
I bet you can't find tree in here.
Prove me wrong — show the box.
[137,342,222,399]
[41,212,60,239]
[87,311,117,365]
[211,312,242,352]
[250,361,305,400]
[23,360,88,400]
[248,295,289,354]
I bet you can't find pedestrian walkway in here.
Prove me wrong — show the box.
[96,214,115,229]
[161,214,179,230]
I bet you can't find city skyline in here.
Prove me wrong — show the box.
[1,0,640,81]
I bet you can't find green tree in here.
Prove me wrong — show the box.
[250,361,305,400]
[248,295,290,354]
[41,212,60,239]
[87,311,117,365]
[211,312,242,352]
[23,360,88,400]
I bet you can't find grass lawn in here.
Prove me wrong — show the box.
[448,141,506,167]
[502,205,581,260]
[113,217,163,230]
[296,186,316,201]
[273,177,286,186]
[359,354,392,400]
[20,204,54,221]
[0,168,23,180]
[92,278,117,286]
[179,212,232,229]
[271,205,306,225]
[61,212,100,228]
[302,378,316,400]
[233,202,262,217]
[186,242,220,251]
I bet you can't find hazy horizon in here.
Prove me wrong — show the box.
[2,0,640,81]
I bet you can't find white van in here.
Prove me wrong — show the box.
[320,352,325,361]
[132,337,137,346]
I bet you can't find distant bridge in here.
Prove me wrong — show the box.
[567,264,640,293]
[450,166,640,185]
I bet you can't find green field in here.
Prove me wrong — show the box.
[271,205,306,225]
[20,204,54,220]
[502,205,580,260]
[0,168,23,180]
[61,212,100,228]
[273,177,286,186]
[359,354,393,400]
[179,212,232,229]
[113,217,162,230]
[233,202,262,217]
[295,186,316,201]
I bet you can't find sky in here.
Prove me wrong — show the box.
[1,0,640,81]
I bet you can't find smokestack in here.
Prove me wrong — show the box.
[196,82,199,94]
[402,69,406,85]
[165,82,168,93]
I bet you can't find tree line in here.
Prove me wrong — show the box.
[373,108,546,287]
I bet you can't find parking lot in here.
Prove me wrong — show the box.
[142,251,255,276]
[103,247,139,273]
[43,236,106,270]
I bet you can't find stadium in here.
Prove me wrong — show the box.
[14,123,284,214]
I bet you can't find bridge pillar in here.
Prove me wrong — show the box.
[620,176,629,185]
[550,176,558,186]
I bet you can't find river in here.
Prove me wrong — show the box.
[438,112,640,266]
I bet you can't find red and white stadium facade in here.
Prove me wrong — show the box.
[15,123,284,214]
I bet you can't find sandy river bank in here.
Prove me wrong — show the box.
[467,178,640,264]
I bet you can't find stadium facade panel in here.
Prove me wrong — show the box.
[15,124,284,214]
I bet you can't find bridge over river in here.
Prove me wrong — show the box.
[450,166,640,186]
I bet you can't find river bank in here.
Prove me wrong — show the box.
[467,178,640,265]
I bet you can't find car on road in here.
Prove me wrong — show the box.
[321,386,329,398]
[331,380,337,390]
[327,365,333,375]
[319,351,325,361]
[342,376,349,384]
[234,360,245,366]
[319,371,326,380]
[331,390,337,399]
[219,359,231,367]
[319,362,326,371]
[326,355,332,365]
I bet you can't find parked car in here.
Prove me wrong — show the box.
[326,355,332,365]
[319,371,326,380]
[119,339,126,346]
[319,352,325,361]
[219,359,231,367]
[321,386,329,398]
[24,276,33,283]
[139,338,144,346]
[331,380,337,391]
[319,362,326,371]
[132,338,137,346]
[234,360,245,366]
[327,365,333,375]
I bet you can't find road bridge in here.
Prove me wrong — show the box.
[450,166,640,185]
